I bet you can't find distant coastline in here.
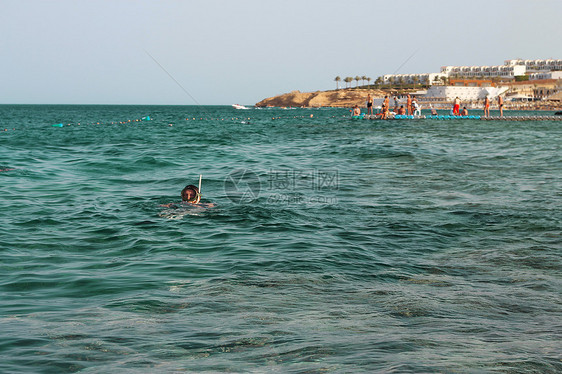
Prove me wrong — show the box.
[255,88,561,111]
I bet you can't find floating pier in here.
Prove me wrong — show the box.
[356,114,562,121]
[480,116,562,121]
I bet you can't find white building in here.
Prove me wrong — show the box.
[382,72,446,85]
[423,86,509,101]
[528,71,562,80]
[379,58,560,88]
[504,59,562,72]
[440,64,526,78]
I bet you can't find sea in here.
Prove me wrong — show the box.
[1,105,560,373]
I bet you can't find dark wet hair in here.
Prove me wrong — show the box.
[181,185,200,202]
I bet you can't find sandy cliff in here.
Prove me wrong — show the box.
[255,89,386,108]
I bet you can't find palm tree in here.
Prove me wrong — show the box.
[361,75,367,87]
[355,76,361,88]
[366,77,372,87]
[412,76,419,89]
[375,77,383,87]
[334,76,341,90]
[344,77,353,88]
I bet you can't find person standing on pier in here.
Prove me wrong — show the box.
[367,94,374,115]
[498,95,504,117]
[453,97,461,116]
[406,94,412,115]
[484,96,490,117]
[412,99,421,116]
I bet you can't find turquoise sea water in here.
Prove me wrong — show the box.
[1,105,561,373]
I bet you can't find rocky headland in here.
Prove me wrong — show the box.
[255,89,386,108]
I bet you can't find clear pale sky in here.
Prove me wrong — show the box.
[1,0,561,105]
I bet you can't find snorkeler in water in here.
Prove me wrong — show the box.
[160,178,215,211]
[180,184,201,204]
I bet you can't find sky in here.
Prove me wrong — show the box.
[1,0,561,105]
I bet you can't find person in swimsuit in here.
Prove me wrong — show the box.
[429,104,438,116]
[498,95,504,117]
[381,96,390,119]
[393,96,399,113]
[406,94,412,115]
[461,107,468,116]
[352,105,361,116]
[367,94,374,115]
[412,99,421,116]
[484,96,490,117]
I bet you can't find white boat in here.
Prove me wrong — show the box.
[232,104,250,110]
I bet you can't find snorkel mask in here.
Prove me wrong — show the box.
[181,185,201,204]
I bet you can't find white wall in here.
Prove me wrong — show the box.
[424,86,509,100]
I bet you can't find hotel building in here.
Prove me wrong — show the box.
[504,59,562,73]
[381,58,562,85]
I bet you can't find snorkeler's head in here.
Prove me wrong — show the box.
[181,185,201,203]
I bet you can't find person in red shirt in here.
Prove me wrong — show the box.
[453,97,461,116]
